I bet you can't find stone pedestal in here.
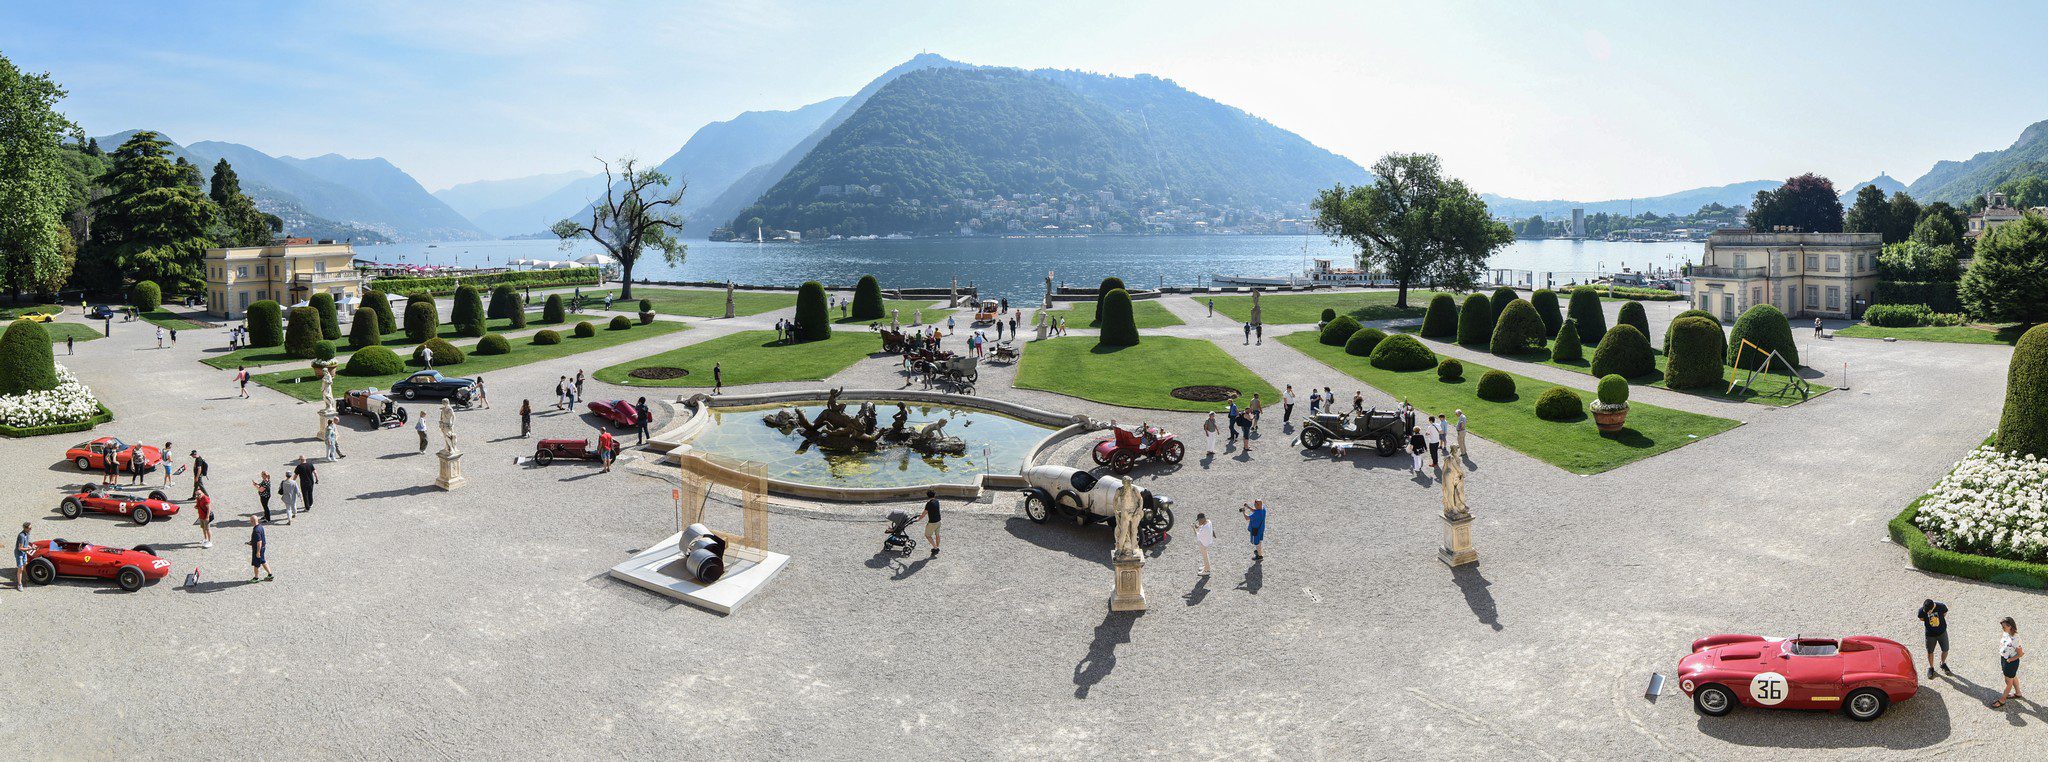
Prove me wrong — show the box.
[912,309,922,326]
[316,409,333,441]
[1109,552,1147,611]
[1036,324,1050,341]
[436,449,467,491]
[1440,512,1477,567]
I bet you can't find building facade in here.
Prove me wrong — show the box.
[1967,192,2034,240]
[1690,230,1881,322]
[203,241,361,319]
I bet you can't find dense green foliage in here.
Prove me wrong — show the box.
[1097,288,1140,346]
[1551,318,1584,362]
[284,306,322,359]
[81,132,215,292]
[245,300,283,347]
[341,345,404,377]
[0,55,79,297]
[1726,304,1798,369]
[1420,294,1459,338]
[131,281,161,311]
[1999,325,2048,458]
[1866,304,1941,327]
[573,321,596,338]
[851,275,884,320]
[533,329,562,346]
[1530,289,1562,337]
[1476,370,1516,401]
[1590,325,1654,379]
[795,281,831,340]
[475,333,511,356]
[1319,308,1337,323]
[0,320,58,395]
[452,285,486,338]
[206,158,280,248]
[1745,173,1844,233]
[1369,333,1437,371]
[1313,153,1513,306]
[1094,278,1127,324]
[1320,315,1362,346]
[348,307,381,349]
[1456,293,1494,345]
[1343,326,1386,357]
[543,294,566,324]
[313,341,336,362]
[1664,308,1721,355]
[363,290,395,335]
[412,338,464,366]
[1566,287,1606,346]
[1597,374,1630,406]
[1877,240,1964,312]
[1616,300,1649,340]
[1489,299,1546,355]
[1664,316,1728,389]
[1534,386,1584,421]
[1489,287,1518,319]
[372,267,599,297]
[403,299,439,344]
[608,315,632,330]
[1843,184,1919,244]
[1437,358,1464,381]
[1961,214,2048,324]
[487,285,518,320]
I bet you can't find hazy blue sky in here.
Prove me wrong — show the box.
[3,0,2037,200]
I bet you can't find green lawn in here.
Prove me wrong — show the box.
[1198,290,1450,326]
[588,288,793,318]
[1282,332,1739,474]
[594,330,879,387]
[835,300,951,325]
[202,311,548,369]
[1014,336,1281,412]
[42,323,102,344]
[1408,332,1831,407]
[138,309,210,331]
[0,303,63,320]
[1048,299,1185,329]
[254,320,687,401]
[1835,323,2027,346]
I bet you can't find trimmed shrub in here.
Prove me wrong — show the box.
[403,300,439,344]
[1320,315,1363,346]
[1597,374,1630,406]
[1489,299,1546,355]
[1726,303,1798,369]
[1437,358,1464,381]
[1530,289,1563,337]
[1097,288,1140,346]
[475,333,511,355]
[1663,316,1727,389]
[451,285,486,338]
[1567,286,1606,346]
[608,315,632,330]
[1343,326,1386,357]
[1457,293,1494,345]
[371,267,599,296]
[795,281,831,341]
[639,298,652,314]
[1865,303,1934,327]
[363,290,395,335]
[1319,308,1338,324]
[1617,300,1650,341]
[533,329,563,345]
[1892,499,2048,590]
[1999,325,2048,457]
[488,285,518,320]
[573,321,596,338]
[307,292,339,339]
[1673,308,1720,325]
[406,291,433,309]
[1369,333,1437,371]
[131,281,161,312]
[542,294,566,324]
[1876,280,1962,314]
[1589,324,1655,379]
[1551,318,1584,362]
[1420,293,1459,338]
[313,341,336,362]
[348,307,381,349]
[285,306,323,359]
[1664,308,1721,356]
[1490,287,1518,321]
[508,300,527,329]
[412,338,464,366]
[1093,277,1127,323]
[0,320,58,395]
[246,300,283,347]
[851,275,884,320]
[1477,370,1516,401]
[341,345,403,377]
[1535,386,1584,421]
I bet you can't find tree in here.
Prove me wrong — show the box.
[1489,299,1545,355]
[1457,293,1494,345]
[348,306,380,349]
[1617,300,1650,339]
[551,157,686,300]
[1094,277,1127,324]
[1914,202,1968,249]
[487,284,517,320]
[131,281,161,311]
[84,131,216,291]
[1566,286,1606,346]
[1311,153,1514,307]
[404,300,439,344]
[1727,304,1799,369]
[1664,316,1728,389]
[0,319,58,396]
[284,306,322,359]
[362,290,395,335]
[1098,288,1140,346]
[309,292,340,339]
[1746,173,1843,233]
[207,159,280,248]
[1843,184,1889,239]
[1590,325,1654,379]
[1530,289,1563,337]
[1885,192,1921,245]
[1960,213,2048,325]
[794,281,830,341]
[1998,325,2048,457]
[451,285,486,338]
[851,275,884,320]
[246,300,283,347]
[1420,293,1458,338]
[0,54,80,299]
[1551,318,1584,362]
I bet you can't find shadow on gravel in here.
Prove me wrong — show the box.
[1697,687,1952,747]
[1005,516,1111,569]
[180,578,261,594]
[1185,575,1209,605]
[350,485,439,500]
[247,438,311,446]
[1451,564,1501,631]
[1073,610,1141,698]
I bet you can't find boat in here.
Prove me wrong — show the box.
[1211,258,1390,288]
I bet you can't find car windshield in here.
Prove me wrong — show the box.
[1785,639,1840,657]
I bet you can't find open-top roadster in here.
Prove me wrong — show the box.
[337,388,409,426]
[1678,634,1918,721]
[1091,424,1184,474]
[60,483,178,525]
[1296,409,1410,456]
[1019,465,1174,547]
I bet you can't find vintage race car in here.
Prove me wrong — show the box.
[65,437,163,472]
[1679,634,1918,721]
[1019,465,1175,547]
[60,483,178,525]
[22,539,171,591]
[389,370,476,404]
[532,437,619,465]
[587,399,640,429]
[337,388,410,426]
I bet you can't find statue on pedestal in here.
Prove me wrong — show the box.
[1043,270,1054,310]
[912,308,922,326]
[435,399,467,490]
[949,276,959,309]
[1250,288,1263,327]
[1109,478,1147,611]
[316,365,337,440]
[723,281,736,319]
[1439,445,1476,566]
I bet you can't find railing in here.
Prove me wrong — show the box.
[1690,266,1767,279]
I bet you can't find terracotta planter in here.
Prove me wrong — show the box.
[639,312,657,325]
[1591,406,1629,433]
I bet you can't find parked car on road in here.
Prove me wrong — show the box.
[389,371,475,404]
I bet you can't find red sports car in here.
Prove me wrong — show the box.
[21,539,171,591]
[59,483,179,525]
[64,437,163,472]
[1679,634,1918,721]
[587,399,639,429]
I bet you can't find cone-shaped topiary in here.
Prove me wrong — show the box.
[131,281,161,312]
[543,294,566,324]
[1344,326,1387,356]
[1093,277,1126,324]
[246,300,283,347]
[1535,386,1584,421]
[1551,318,1584,362]
[1664,309,1720,355]
[1567,286,1606,346]
[1590,324,1654,379]
[1999,325,2048,457]
[533,329,562,345]
[1490,287,1519,321]
[1098,288,1141,346]
[851,275,884,320]
[475,333,511,355]
[1477,370,1516,401]
[1437,358,1464,381]
[285,306,323,359]
[404,300,439,344]
[488,285,518,320]
[1320,315,1363,346]
[1489,299,1546,355]
[0,320,59,396]
[310,292,340,339]
[1617,300,1650,342]
[1597,374,1630,407]
[1457,293,1494,345]
[1319,308,1337,324]
[608,315,632,330]
[452,285,486,338]
[363,290,395,335]
[1531,289,1563,337]
[348,307,381,349]
[412,338,464,366]
[795,281,831,340]
[341,345,403,376]
[1663,316,1727,389]
[1726,303,1798,370]
[1420,293,1459,338]
[573,321,596,338]
[1370,333,1437,371]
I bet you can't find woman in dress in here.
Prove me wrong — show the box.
[1995,617,2025,708]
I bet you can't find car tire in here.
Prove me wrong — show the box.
[133,544,155,556]
[148,490,168,502]
[403,388,417,400]
[25,558,55,586]
[116,565,144,592]
[1375,436,1398,457]
[1023,491,1051,523]
[1843,688,1888,721]
[1147,505,1175,534]
[1055,489,1087,524]
[1161,440,1185,464]
[1091,448,1110,466]
[130,505,152,525]
[1693,684,1736,717]
[74,456,91,471]
[1299,428,1327,450]
[58,498,80,519]
[1109,450,1136,475]
[534,450,553,466]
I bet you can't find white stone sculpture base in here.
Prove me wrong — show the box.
[1110,553,1147,611]
[610,531,789,615]
[1036,324,1050,341]
[1440,513,1477,567]
[436,449,467,491]
[317,410,333,441]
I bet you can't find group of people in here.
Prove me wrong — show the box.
[773,318,808,343]
[1202,395,1265,456]
[554,371,587,410]
[1919,599,2029,709]
[1397,404,1466,475]
[1187,500,1267,575]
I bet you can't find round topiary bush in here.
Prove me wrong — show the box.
[1597,374,1630,407]
[1097,288,1141,346]
[1370,333,1437,371]
[1727,303,1798,370]
[533,329,562,345]
[246,300,283,347]
[0,320,59,396]
[1664,308,1721,355]
[1590,324,1654,379]
[341,345,403,377]
[1477,370,1516,401]
[403,300,439,344]
[1421,293,1459,338]
[608,314,632,330]
[452,285,486,338]
[131,281,162,312]
[1093,277,1127,324]
[488,285,518,320]
[637,299,654,325]
[1551,317,1584,362]
[1320,315,1363,346]
[1489,298,1546,355]
[795,281,830,341]
[1319,307,1338,324]
[474,333,511,356]
[1457,293,1495,345]
[310,292,340,339]
[1437,358,1464,381]
[573,321,596,338]
[1617,300,1650,341]
[348,307,381,349]
[412,338,465,366]
[285,306,323,359]
[1490,287,1519,321]
[1567,286,1606,347]
[1663,316,1728,389]
[363,290,395,335]
[851,275,884,320]
[2000,325,2048,457]
[313,340,336,362]
[1343,326,1386,356]
[543,294,566,324]
[1535,386,1584,421]
[1531,289,1563,337]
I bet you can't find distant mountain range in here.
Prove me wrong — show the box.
[1906,119,2048,204]
[1480,180,1779,220]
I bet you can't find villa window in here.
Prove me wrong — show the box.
[1827,286,1841,311]
[237,266,248,278]
[1825,255,1840,272]
[1734,253,1747,269]
[315,260,327,274]
[1806,285,1819,307]
[1805,255,1819,271]
[1786,252,1797,270]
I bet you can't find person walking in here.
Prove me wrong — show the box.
[1225,400,1240,445]
[248,518,272,582]
[1422,415,1442,470]
[1408,427,1427,475]
[420,344,434,370]
[1206,298,1214,317]
[1237,408,1255,456]
[712,362,723,394]
[236,366,251,398]
[1255,321,1263,345]
[554,376,568,410]
[194,487,214,549]
[1919,599,1952,678]
[474,376,489,409]
[1813,317,1824,338]
[1194,513,1215,575]
[324,418,345,461]
[1248,393,1263,432]
[634,397,652,444]
[169,327,177,346]
[520,399,533,438]
[415,414,429,452]
[1242,321,1252,345]
[1455,409,1468,455]
[188,450,208,500]
[293,456,317,512]
[1282,385,1296,424]
[278,472,299,524]
[1239,500,1266,561]
[1203,412,1219,456]
[1996,617,2025,708]
[14,522,31,591]
[65,335,73,355]
[921,490,943,557]
[155,326,163,349]
[253,472,273,524]
[160,443,175,490]
[946,315,956,335]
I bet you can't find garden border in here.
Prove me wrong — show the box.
[1889,448,2048,589]
[0,402,114,438]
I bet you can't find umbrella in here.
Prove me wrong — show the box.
[574,253,616,265]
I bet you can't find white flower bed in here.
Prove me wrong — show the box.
[0,364,102,429]
[1915,445,2048,563]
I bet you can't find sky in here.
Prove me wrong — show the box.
[3,0,2040,201]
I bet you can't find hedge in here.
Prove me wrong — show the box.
[1535,386,1584,421]
[363,290,395,335]
[309,293,341,340]
[1891,494,2048,590]
[315,341,337,361]
[1420,294,1459,338]
[347,307,381,349]
[1665,308,1720,356]
[1457,293,1494,345]
[488,285,519,320]
[1550,318,1584,362]
[131,281,162,312]
[1663,316,1727,389]
[371,266,600,296]
[1098,288,1140,346]
[1864,303,1934,328]
[1597,374,1630,406]
[0,320,59,395]
[1597,285,1684,301]
[285,307,323,359]
[342,345,404,376]
[1530,289,1563,337]
[1477,370,1516,401]
[608,315,632,330]
[246,300,283,347]
[452,285,487,338]
[852,275,885,320]
[1875,280,1961,314]
[1344,326,1386,357]
[1999,325,2048,457]
[1370,333,1437,371]
[573,321,596,338]
[413,338,465,366]
[1617,300,1650,341]
[1727,303,1798,369]
[475,333,511,355]
[1489,299,1545,355]
[0,402,114,438]
[1437,358,1464,381]
[1489,287,1519,322]
[533,330,563,345]
[404,300,439,344]
[543,294,566,324]
[1094,277,1127,323]
[1567,287,1606,346]
[1590,324,1654,379]
[1320,315,1363,346]
[795,281,831,341]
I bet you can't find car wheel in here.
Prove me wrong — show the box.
[25,558,55,586]
[58,498,80,519]
[148,490,167,502]
[1109,450,1136,474]
[1693,684,1736,717]
[1147,505,1175,534]
[1375,436,1398,457]
[403,388,417,400]
[1090,447,1110,466]
[1843,688,1888,721]
[1023,491,1051,523]
[116,565,144,592]
[130,505,152,525]
[74,456,91,471]
[1162,440,1185,463]
[1299,428,1327,450]
[534,450,553,466]
[133,545,155,556]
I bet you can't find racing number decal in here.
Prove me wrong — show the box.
[1749,672,1789,706]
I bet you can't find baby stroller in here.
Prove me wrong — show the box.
[882,508,918,555]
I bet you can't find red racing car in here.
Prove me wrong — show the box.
[587,399,640,429]
[21,539,171,591]
[1679,634,1918,721]
[59,483,179,525]
[64,437,163,472]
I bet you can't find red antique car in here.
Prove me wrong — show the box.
[532,437,621,465]
[587,399,640,429]
[21,539,171,591]
[1091,424,1185,474]
[59,483,179,525]
[64,437,163,472]
[1678,634,1918,721]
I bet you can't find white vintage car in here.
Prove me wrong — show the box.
[1019,465,1175,547]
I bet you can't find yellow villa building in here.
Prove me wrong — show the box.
[203,240,362,319]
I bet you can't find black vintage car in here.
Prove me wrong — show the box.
[388,371,476,404]
[337,388,411,425]
[1296,409,1411,455]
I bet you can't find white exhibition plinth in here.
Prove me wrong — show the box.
[608,531,789,615]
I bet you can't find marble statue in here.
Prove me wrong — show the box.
[724,280,736,318]
[1113,480,1141,559]
[438,399,459,454]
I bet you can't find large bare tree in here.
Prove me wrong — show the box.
[552,157,686,300]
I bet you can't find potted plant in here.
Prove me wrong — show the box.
[1590,374,1629,432]
[638,298,656,325]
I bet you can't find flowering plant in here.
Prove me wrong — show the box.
[0,364,102,429]
[1915,445,2048,563]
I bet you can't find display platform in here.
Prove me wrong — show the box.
[608,531,788,614]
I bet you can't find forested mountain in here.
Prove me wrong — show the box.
[276,152,485,239]
[1906,119,2048,204]
[1480,180,1779,220]
[1839,172,1906,203]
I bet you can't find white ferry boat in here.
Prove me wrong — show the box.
[1211,258,1391,288]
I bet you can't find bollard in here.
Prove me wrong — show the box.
[1646,672,1666,700]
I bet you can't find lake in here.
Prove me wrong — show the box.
[356,236,1702,302]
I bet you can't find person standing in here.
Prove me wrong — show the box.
[101,450,117,484]
[194,487,214,549]
[169,327,177,346]
[188,450,208,500]
[1454,409,1468,455]
[574,370,585,402]
[1919,599,1952,678]
[248,518,272,582]
[1242,321,1252,345]
[278,472,299,524]
[1408,427,1427,475]
[129,449,146,484]
[1206,298,1214,317]
[946,315,956,335]
[597,430,616,474]
[1203,412,1219,456]
[474,376,489,409]
[1255,321,1263,345]
[1996,617,2025,709]
[253,472,273,524]
[634,397,652,444]
[1422,415,1442,470]
[160,443,175,491]
[1247,393,1263,432]
[1306,387,1321,416]
[155,326,163,349]
[921,490,943,558]
[1224,400,1240,445]
[236,365,251,398]
[554,376,567,410]
[520,399,533,438]
[1194,513,1215,575]
[1238,407,1255,456]
[1282,385,1296,424]
[1352,391,1364,415]
[65,335,73,355]
[14,522,31,591]
[415,414,429,452]
[1239,500,1266,561]
[1813,317,1824,338]
[293,456,317,512]
[713,362,723,394]
[324,417,345,461]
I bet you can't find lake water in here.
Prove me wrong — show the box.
[357,236,1701,302]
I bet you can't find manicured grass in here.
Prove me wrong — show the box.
[0,303,63,320]
[1282,331,1739,474]
[1835,323,2027,346]
[1198,290,1450,326]
[41,323,102,344]
[835,300,950,325]
[1408,332,1831,407]
[138,309,209,331]
[202,311,546,369]
[594,330,879,387]
[587,288,793,317]
[1014,336,1280,412]
[254,320,687,401]
[1049,299,1185,329]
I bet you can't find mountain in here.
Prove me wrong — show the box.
[730,65,1369,236]
[437,171,612,238]
[1839,172,1907,203]
[277,152,487,240]
[92,130,389,243]
[1906,119,2048,204]
[435,171,593,221]
[1480,180,1779,220]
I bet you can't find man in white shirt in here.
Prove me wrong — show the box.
[1194,513,1215,575]
[1282,385,1297,425]
[420,345,434,370]
[1422,415,1442,470]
